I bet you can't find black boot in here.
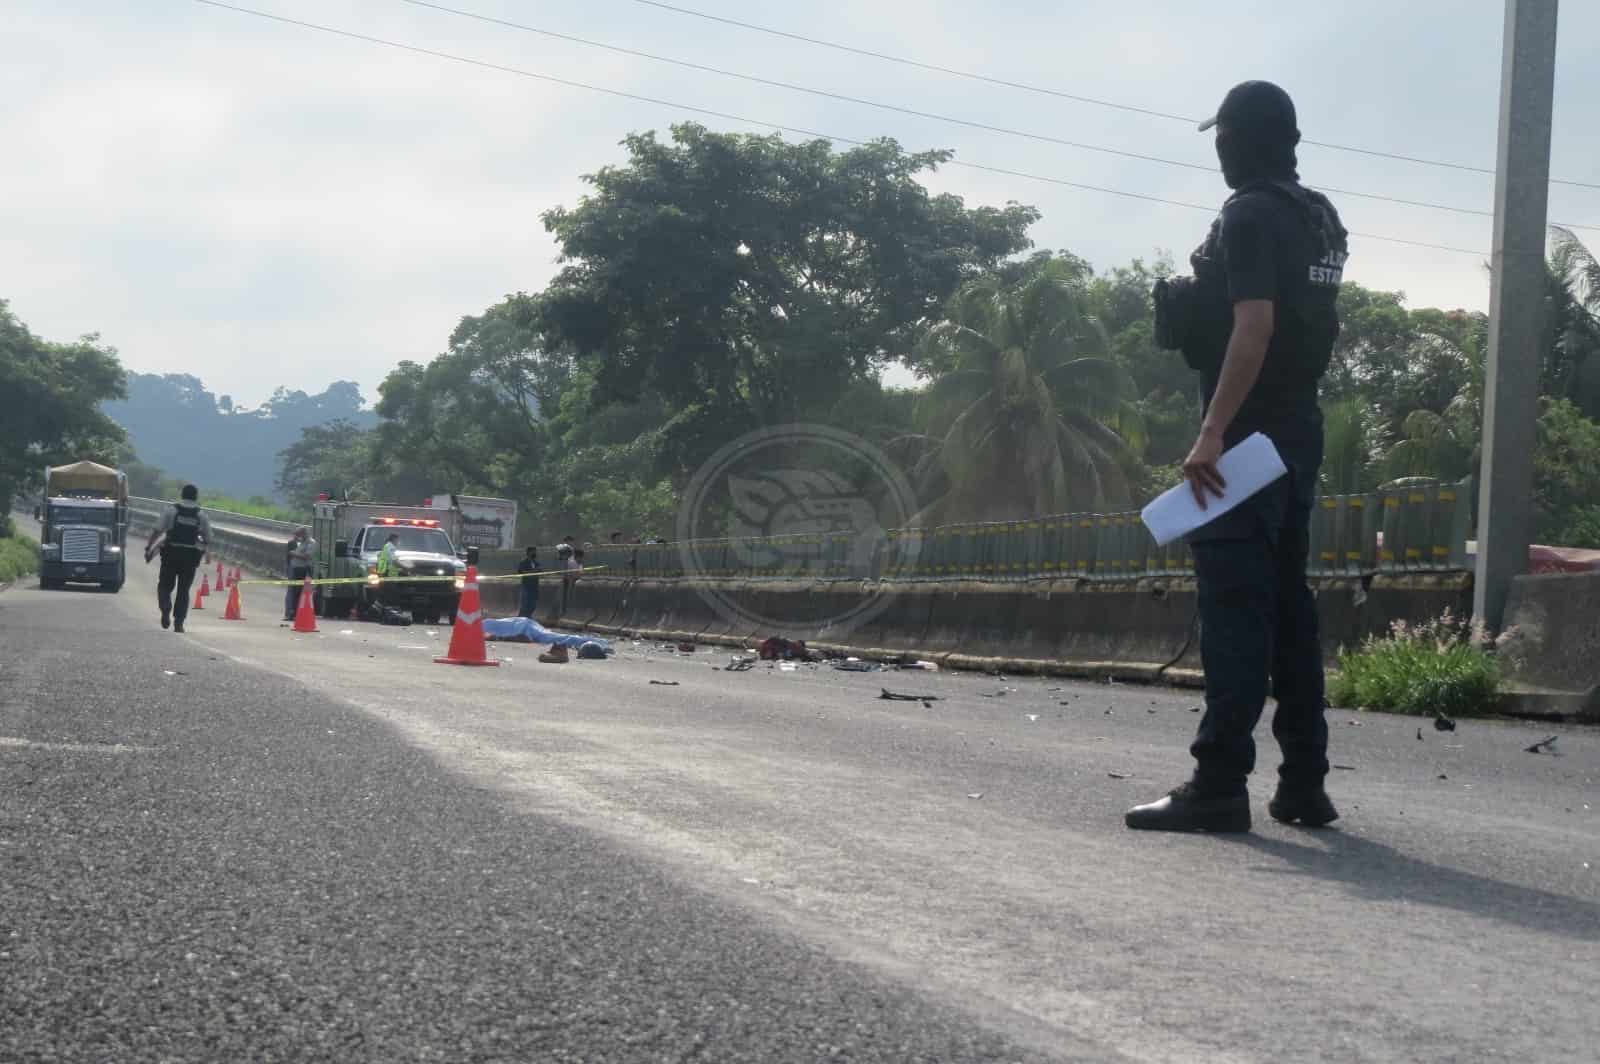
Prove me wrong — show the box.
[1268,782,1339,827]
[1126,780,1251,833]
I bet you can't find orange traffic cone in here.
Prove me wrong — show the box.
[215,560,224,591]
[193,572,209,610]
[222,581,243,621]
[291,574,318,633]
[435,565,498,667]
[231,567,241,588]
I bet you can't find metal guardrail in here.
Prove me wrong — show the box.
[488,476,1475,585]
[129,496,298,536]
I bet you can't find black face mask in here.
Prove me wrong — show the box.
[1215,127,1299,189]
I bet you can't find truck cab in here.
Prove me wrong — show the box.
[38,461,128,592]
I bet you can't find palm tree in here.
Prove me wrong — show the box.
[1547,227,1600,418]
[898,258,1143,523]
[1320,396,1386,495]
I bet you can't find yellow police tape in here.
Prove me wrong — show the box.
[233,565,606,588]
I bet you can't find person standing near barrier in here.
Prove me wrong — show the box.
[1128,81,1348,833]
[555,536,575,616]
[284,526,316,620]
[145,484,213,633]
[516,546,540,618]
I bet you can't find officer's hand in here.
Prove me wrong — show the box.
[1183,429,1228,509]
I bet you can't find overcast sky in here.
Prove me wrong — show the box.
[5,0,1598,407]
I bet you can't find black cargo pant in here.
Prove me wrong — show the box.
[157,548,202,625]
[1188,456,1329,795]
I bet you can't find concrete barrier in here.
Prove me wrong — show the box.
[1497,570,1600,721]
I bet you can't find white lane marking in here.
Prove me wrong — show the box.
[0,736,155,754]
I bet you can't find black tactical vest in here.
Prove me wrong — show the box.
[167,503,203,549]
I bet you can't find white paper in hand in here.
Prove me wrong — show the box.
[1140,433,1288,546]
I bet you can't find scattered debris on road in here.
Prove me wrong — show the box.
[880,688,940,703]
[725,656,756,672]
[1333,764,1357,771]
[676,642,696,654]
[1025,714,1039,722]
[966,792,984,800]
[1107,772,1131,780]
[1438,774,1449,780]
[1434,715,1457,732]
[1526,735,1560,754]
[649,680,680,686]
[1417,728,1424,741]
[832,659,880,672]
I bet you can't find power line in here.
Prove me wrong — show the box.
[393,0,1599,233]
[189,0,1487,257]
[629,0,1600,194]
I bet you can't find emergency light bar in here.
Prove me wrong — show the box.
[377,517,440,527]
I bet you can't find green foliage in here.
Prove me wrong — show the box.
[1320,396,1386,494]
[0,300,127,507]
[1328,613,1501,717]
[0,531,39,584]
[276,419,375,510]
[1532,397,1600,545]
[906,254,1141,522]
[540,124,1035,443]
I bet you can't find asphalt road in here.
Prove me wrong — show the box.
[3,532,1597,1062]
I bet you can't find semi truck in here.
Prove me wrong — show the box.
[38,461,129,592]
[311,501,470,624]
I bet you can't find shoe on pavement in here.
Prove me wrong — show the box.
[1126,780,1251,833]
[160,611,170,630]
[1268,784,1340,827]
[538,645,570,664]
[173,621,185,634]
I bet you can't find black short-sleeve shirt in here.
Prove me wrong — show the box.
[1194,182,1346,463]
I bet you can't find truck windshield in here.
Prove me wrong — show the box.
[49,505,116,527]
[370,527,455,554]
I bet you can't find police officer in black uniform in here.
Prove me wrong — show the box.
[145,483,213,633]
[1127,81,1349,833]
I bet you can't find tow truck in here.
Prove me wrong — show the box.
[311,501,471,623]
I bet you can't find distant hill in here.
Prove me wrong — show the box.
[104,373,378,500]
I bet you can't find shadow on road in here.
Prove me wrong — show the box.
[1226,830,1599,941]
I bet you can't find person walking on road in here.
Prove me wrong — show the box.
[285,526,317,620]
[1127,81,1348,833]
[516,546,540,619]
[145,484,213,633]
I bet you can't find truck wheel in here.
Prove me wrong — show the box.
[40,577,61,590]
[101,580,123,593]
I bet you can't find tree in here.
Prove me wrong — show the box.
[1320,396,1386,494]
[903,256,1141,522]
[0,300,127,510]
[276,419,374,509]
[540,124,1037,472]
[1533,398,1600,545]
[1544,227,1600,419]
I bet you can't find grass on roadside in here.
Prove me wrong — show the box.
[0,532,39,584]
[1328,611,1502,718]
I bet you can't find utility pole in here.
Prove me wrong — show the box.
[1475,0,1559,631]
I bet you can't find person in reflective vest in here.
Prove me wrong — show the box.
[374,532,401,612]
[144,484,213,634]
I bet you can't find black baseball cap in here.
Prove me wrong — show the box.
[1197,80,1298,134]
